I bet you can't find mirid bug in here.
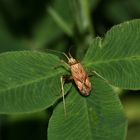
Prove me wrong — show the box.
[60,52,92,116]
[63,53,91,96]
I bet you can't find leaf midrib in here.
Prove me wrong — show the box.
[0,71,63,93]
[85,55,140,67]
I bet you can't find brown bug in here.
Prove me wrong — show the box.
[63,53,91,96]
[60,52,92,116]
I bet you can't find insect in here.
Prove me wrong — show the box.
[60,52,92,116]
[62,53,91,96]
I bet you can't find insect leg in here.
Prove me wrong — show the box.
[60,74,73,117]
[92,70,109,83]
[60,76,67,117]
[52,60,70,71]
[60,60,70,70]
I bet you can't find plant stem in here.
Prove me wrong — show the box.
[79,0,95,37]
[72,0,95,37]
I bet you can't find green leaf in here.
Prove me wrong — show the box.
[48,77,127,140]
[0,51,71,114]
[83,19,140,89]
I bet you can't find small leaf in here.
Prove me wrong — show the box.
[48,77,127,140]
[83,19,140,89]
[0,51,71,114]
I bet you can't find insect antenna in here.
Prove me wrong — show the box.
[68,46,73,58]
[40,48,72,62]
[43,48,64,56]
[92,71,108,83]
[62,52,70,61]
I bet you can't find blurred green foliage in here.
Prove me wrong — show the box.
[0,0,140,140]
